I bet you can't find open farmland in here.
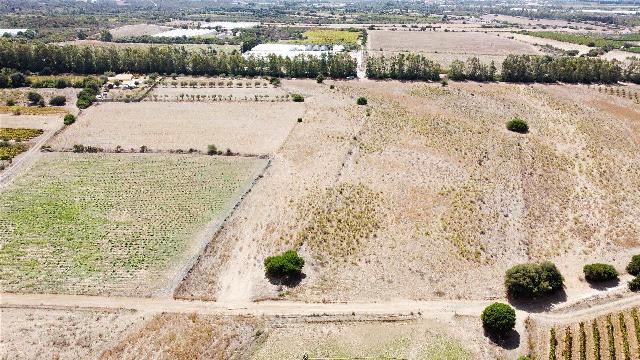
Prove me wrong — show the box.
[109,24,172,39]
[368,30,541,66]
[0,307,144,360]
[50,101,304,155]
[0,153,267,295]
[294,29,360,45]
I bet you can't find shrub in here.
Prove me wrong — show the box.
[63,114,76,125]
[629,276,640,291]
[506,117,529,133]
[27,91,43,105]
[481,302,516,338]
[626,255,640,276]
[583,263,618,282]
[5,99,15,106]
[329,84,335,89]
[316,74,325,83]
[505,261,564,299]
[264,250,304,278]
[9,72,28,87]
[207,144,219,155]
[356,97,368,105]
[76,87,97,109]
[49,96,66,106]
[291,93,304,102]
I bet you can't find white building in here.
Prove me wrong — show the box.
[244,44,346,59]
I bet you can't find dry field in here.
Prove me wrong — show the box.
[50,101,304,155]
[0,114,63,131]
[529,306,640,359]
[147,87,289,102]
[0,307,144,360]
[177,79,640,304]
[0,153,266,295]
[480,14,611,32]
[368,30,541,67]
[0,88,80,112]
[99,313,263,359]
[108,24,172,39]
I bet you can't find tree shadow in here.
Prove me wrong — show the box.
[484,329,521,350]
[266,272,306,287]
[507,289,568,313]
[587,278,620,290]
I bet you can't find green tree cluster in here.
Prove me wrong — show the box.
[505,261,564,299]
[366,53,441,81]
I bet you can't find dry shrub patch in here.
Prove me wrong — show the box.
[0,153,265,295]
[295,183,384,263]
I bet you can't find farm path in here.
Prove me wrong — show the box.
[0,125,62,188]
[2,292,638,321]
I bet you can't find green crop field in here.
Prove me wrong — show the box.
[0,153,266,295]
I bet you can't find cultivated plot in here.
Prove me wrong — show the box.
[0,152,267,295]
[50,101,305,155]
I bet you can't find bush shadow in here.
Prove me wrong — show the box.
[266,273,306,287]
[484,329,520,350]
[507,289,568,313]
[587,278,620,290]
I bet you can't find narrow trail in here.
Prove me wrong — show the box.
[2,292,638,320]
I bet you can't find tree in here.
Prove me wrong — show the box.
[264,250,304,278]
[356,97,368,105]
[481,303,516,338]
[9,72,28,88]
[505,261,564,299]
[100,30,113,42]
[77,30,87,40]
[27,91,43,105]
[63,114,76,125]
[629,277,640,292]
[506,117,529,133]
[626,255,640,276]
[583,263,618,282]
[316,74,325,83]
[49,96,66,106]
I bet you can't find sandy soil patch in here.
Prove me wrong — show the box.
[49,101,304,155]
[0,307,144,360]
[0,114,63,130]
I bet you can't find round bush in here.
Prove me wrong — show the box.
[27,91,43,105]
[356,97,368,105]
[626,255,640,276]
[49,95,66,106]
[63,114,76,126]
[506,117,529,133]
[481,302,516,338]
[291,93,304,102]
[629,276,640,292]
[264,250,304,278]
[583,263,618,282]
[505,261,564,299]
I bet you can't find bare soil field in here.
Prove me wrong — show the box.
[178,80,640,305]
[147,87,289,102]
[0,114,63,130]
[49,101,304,155]
[368,30,541,66]
[0,307,144,360]
[108,24,172,39]
[0,153,266,296]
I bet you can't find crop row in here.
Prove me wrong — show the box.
[547,308,640,360]
[159,80,271,88]
[144,94,292,102]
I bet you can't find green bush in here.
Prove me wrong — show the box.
[629,277,640,291]
[481,302,516,338]
[583,263,618,282]
[63,114,76,125]
[76,87,97,109]
[27,91,43,105]
[626,255,640,276]
[291,93,304,102]
[356,97,368,105]
[264,250,304,278]
[316,74,325,83]
[506,117,529,133]
[505,261,564,299]
[49,95,66,106]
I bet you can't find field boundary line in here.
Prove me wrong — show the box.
[154,156,273,298]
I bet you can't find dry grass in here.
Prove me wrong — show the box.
[49,101,305,155]
[100,313,263,360]
[0,307,143,360]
